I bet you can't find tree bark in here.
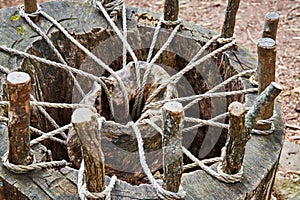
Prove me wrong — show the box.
[162,101,184,193]
[6,72,32,165]
[221,0,241,38]
[72,108,105,200]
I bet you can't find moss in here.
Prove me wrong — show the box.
[16,26,24,36]
[10,14,20,21]
[273,176,300,200]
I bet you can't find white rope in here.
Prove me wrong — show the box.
[183,157,222,171]
[30,124,72,146]
[0,116,9,122]
[146,38,237,104]
[182,147,243,183]
[133,22,181,117]
[30,95,66,138]
[144,88,258,111]
[19,6,86,98]
[78,160,117,200]
[29,126,66,145]
[39,10,130,118]
[0,64,10,74]
[129,122,186,199]
[122,1,127,70]
[2,152,68,174]
[94,1,142,90]
[184,69,256,110]
[184,117,229,131]
[252,119,275,135]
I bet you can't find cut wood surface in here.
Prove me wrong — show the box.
[0,1,285,199]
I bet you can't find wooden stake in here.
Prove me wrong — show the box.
[164,0,179,22]
[246,82,283,130]
[162,101,184,193]
[223,102,249,174]
[257,38,277,129]
[72,108,105,200]
[24,0,37,14]
[221,0,241,38]
[6,72,32,165]
[262,12,280,41]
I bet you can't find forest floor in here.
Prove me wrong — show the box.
[0,0,299,199]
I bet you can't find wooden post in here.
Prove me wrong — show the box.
[162,101,184,193]
[262,12,279,40]
[223,102,249,174]
[24,0,38,14]
[221,0,241,38]
[246,82,283,130]
[164,0,179,22]
[257,38,276,129]
[72,108,105,200]
[6,72,32,165]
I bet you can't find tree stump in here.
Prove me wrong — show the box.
[0,1,285,199]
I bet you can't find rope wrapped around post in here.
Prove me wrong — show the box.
[162,101,184,193]
[163,0,181,26]
[72,108,106,200]
[246,82,283,135]
[6,72,33,166]
[256,38,277,130]
[222,102,249,175]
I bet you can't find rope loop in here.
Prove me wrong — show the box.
[2,152,68,174]
[161,18,183,26]
[252,119,275,135]
[217,34,236,44]
[94,0,124,22]
[128,121,186,199]
[77,160,117,200]
[19,4,42,18]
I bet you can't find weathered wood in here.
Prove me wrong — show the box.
[72,108,105,200]
[0,1,285,199]
[162,101,184,193]
[24,0,37,14]
[246,82,283,130]
[24,0,38,21]
[262,12,279,41]
[164,0,179,22]
[223,101,248,174]
[221,0,241,38]
[6,72,32,165]
[256,38,277,129]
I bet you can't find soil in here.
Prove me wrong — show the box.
[0,0,299,199]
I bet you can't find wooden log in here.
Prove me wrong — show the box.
[256,38,276,129]
[246,82,283,130]
[24,0,38,21]
[162,101,184,193]
[262,12,280,41]
[72,108,105,200]
[221,0,241,38]
[223,102,248,174]
[24,0,37,14]
[6,72,32,165]
[164,0,179,22]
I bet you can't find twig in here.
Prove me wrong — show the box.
[286,123,300,130]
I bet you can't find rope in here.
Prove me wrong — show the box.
[145,38,237,105]
[2,152,68,174]
[30,124,72,146]
[39,10,130,119]
[19,6,86,98]
[144,88,258,111]
[94,1,142,90]
[129,122,186,199]
[30,126,66,145]
[182,147,243,183]
[133,22,181,118]
[252,119,275,135]
[185,117,229,129]
[0,116,9,122]
[78,160,117,200]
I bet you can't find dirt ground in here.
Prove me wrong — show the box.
[0,0,299,199]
